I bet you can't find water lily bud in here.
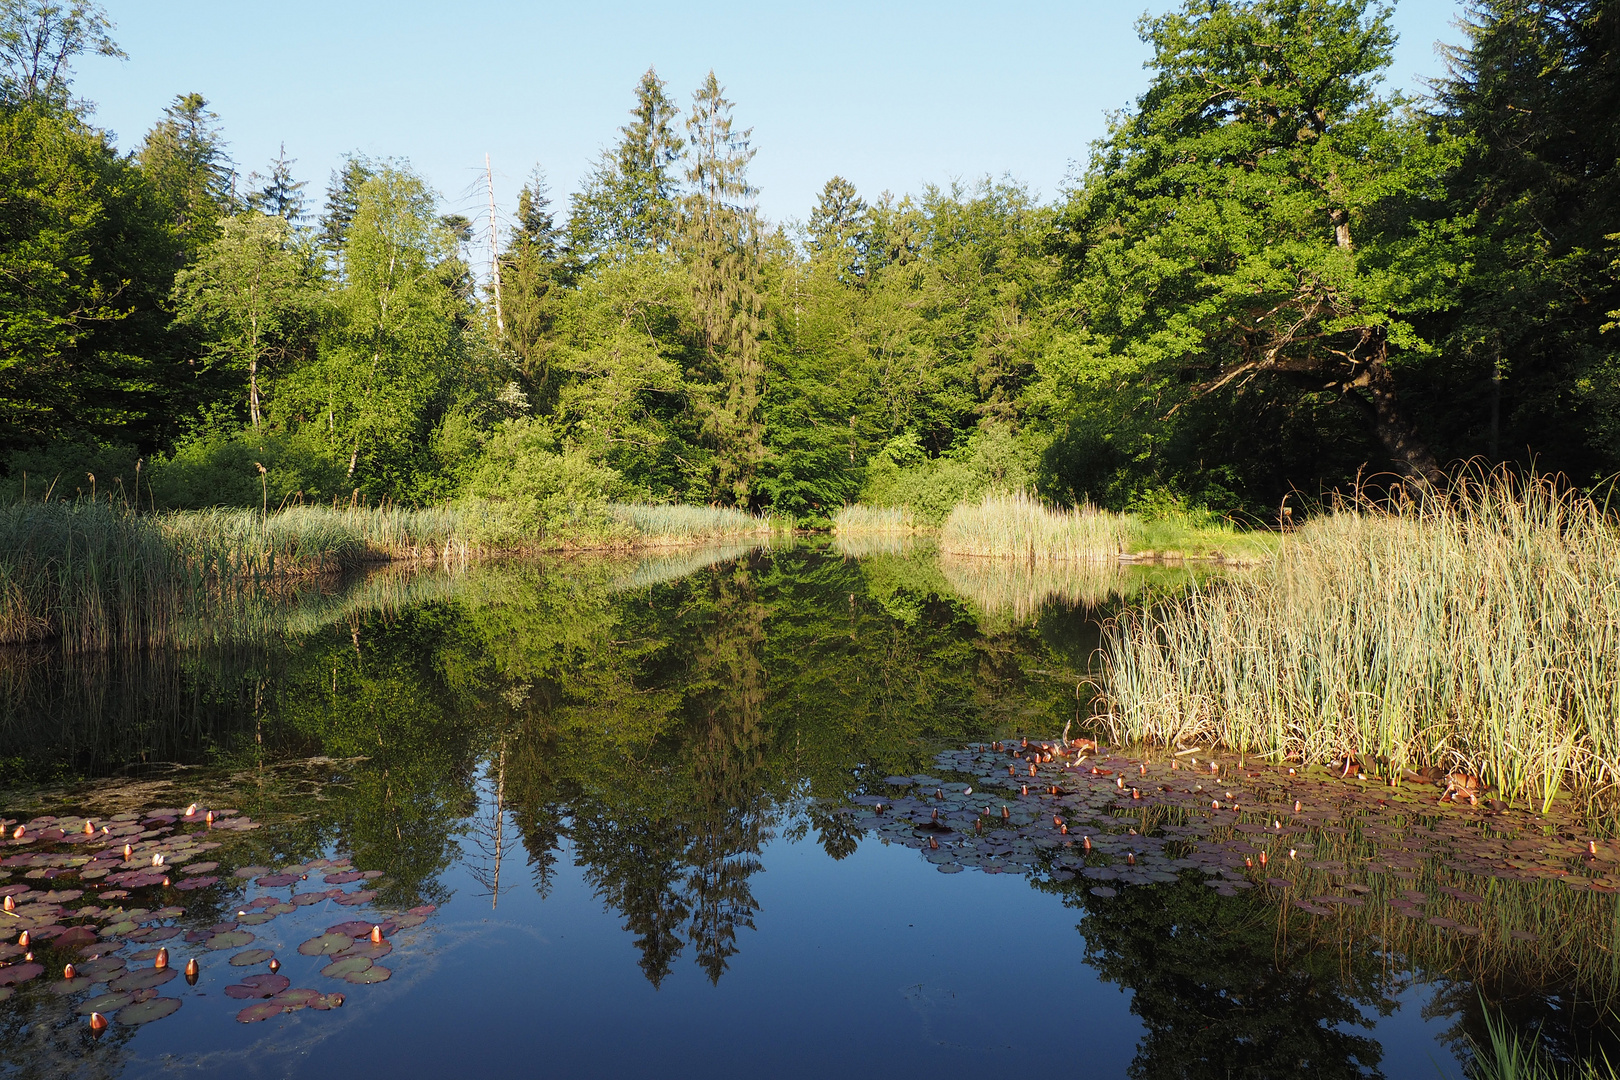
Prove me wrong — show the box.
[1289,848,1297,859]
[205,811,215,826]
[1259,851,1268,866]
[1021,737,1028,749]
[1053,815,1063,827]
[82,820,94,835]
[185,957,199,983]
[929,837,938,850]
[1116,776,1124,790]
[1139,764,1146,776]
[161,876,170,887]
[930,808,938,821]
[185,804,197,817]
[10,826,21,839]
[963,787,971,796]
[1007,766,1015,776]
[154,948,168,970]
[1210,762,1219,774]
[89,1012,108,1033]
[1000,806,1009,820]
[123,844,133,859]
[2,896,12,912]
[1028,764,1037,777]
[1591,841,1599,856]
[1126,852,1136,866]
[1083,836,1092,851]
[1060,823,1068,834]
[1022,785,1028,797]
[1293,800,1302,813]
[269,958,280,973]
[17,931,28,947]
[23,951,31,962]
[63,964,76,980]
[151,853,164,867]
[369,926,383,944]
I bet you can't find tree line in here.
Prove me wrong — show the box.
[1,0,1616,521]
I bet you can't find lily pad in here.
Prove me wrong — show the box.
[233,866,271,879]
[298,932,353,957]
[332,890,378,907]
[326,921,374,938]
[288,892,329,907]
[78,991,133,1015]
[229,948,276,967]
[308,992,345,1010]
[205,930,255,950]
[237,912,275,926]
[337,940,391,960]
[273,987,321,1008]
[255,874,298,888]
[323,871,364,885]
[390,913,427,930]
[50,976,94,994]
[109,966,177,991]
[341,963,391,985]
[320,955,372,979]
[0,963,42,986]
[223,973,290,999]
[116,996,180,1025]
[407,904,437,917]
[236,1001,284,1023]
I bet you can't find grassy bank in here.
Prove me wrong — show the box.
[1098,471,1620,809]
[0,499,776,648]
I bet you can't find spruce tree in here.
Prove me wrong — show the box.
[568,67,684,258]
[318,154,374,261]
[137,92,236,257]
[246,143,308,223]
[681,70,765,505]
[807,176,868,284]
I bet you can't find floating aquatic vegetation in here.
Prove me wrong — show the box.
[0,800,442,1034]
[835,737,1620,995]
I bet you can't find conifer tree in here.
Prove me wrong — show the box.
[319,154,374,260]
[500,168,566,402]
[246,143,308,223]
[807,176,868,284]
[681,71,765,505]
[568,67,684,258]
[137,92,235,256]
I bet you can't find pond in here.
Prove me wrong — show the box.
[0,540,1613,1079]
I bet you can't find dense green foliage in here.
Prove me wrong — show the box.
[1,0,1617,522]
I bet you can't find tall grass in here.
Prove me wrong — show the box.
[1471,1007,1618,1080]
[606,503,775,543]
[832,504,920,535]
[937,554,1184,621]
[1099,469,1620,808]
[0,498,776,649]
[940,492,1135,561]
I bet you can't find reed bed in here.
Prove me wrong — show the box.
[606,503,775,543]
[940,492,1135,561]
[1099,470,1620,808]
[832,504,920,535]
[937,553,1168,621]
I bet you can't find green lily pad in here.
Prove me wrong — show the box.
[232,866,271,879]
[237,912,275,926]
[109,966,176,992]
[273,987,320,1009]
[320,955,372,979]
[309,991,345,1010]
[116,996,180,1025]
[78,991,133,1015]
[341,963,390,985]
[229,949,275,967]
[50,976,94,994]
[205,930,255,951]
[297,932,352,957]
[338,940,391,960]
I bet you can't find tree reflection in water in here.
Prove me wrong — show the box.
[1,544,1611,1074]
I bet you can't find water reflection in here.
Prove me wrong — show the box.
[0,543,1612,1077]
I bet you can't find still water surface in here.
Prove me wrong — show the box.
[0,541,1606,1078]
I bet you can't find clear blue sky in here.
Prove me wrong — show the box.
[74,1,1468,231]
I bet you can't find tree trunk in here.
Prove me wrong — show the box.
[1363,339,1442,484]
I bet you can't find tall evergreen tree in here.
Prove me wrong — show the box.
[681,71,765,505]
[807,176,868,284]
[568,67,684,258]
[137,92,235,257]
[318,154,373,260]
[245,143,308,223]
[499,168,566,402]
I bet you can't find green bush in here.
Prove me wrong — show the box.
[859,424,1040,525]
[0,441,147,504]
[459,418,627,544]
[147,427,349,510]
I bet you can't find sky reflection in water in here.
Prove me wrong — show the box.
[0,541,1601,1078]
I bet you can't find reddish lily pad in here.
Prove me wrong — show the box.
[341,963,390,985]
[323,871,364,885]
[389,914,426,930]
[50,976,94,994]
[320,955,372,979]
[223,973,290,999]
[179,862,218,874]
[237,913,275,926]
[298,933,352,957]
[288,892,328,907]
[255,874,298,888]
[332,890,378,907]
[236,1001,285,1023]
[205,930,255,950]
[78,991,134,1015]
[308,992,345,1010]
[54,926,97,948]
[326,921,374,938]
[174,876,217,891]
[116,996,180,1025]
[273,987,321,1009]
[229,948,276,967]
[0,963,42,986]
[407,904,437,917]
[233,866,271,879]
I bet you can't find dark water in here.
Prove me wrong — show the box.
[0,542,1611,1079]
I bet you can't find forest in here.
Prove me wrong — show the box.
[1,0,1617,526]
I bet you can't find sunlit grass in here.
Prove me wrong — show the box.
[940,492,1135,561]
[832,504,920,536]
[606,502,775,542]
[1099,468,1620,808]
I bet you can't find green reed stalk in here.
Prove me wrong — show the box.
[940,492,1134,561]
[1099,468,1620,808]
